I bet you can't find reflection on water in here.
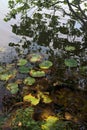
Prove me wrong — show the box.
[0,0,20,48]
[0,0,87,129]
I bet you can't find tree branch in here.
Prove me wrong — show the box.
[66,0,86,25]
[78,4,87,20]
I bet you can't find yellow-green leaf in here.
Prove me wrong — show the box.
[23,94,40,105]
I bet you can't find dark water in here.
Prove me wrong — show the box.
[0,0,87,129]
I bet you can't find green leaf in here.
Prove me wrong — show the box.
[39,60,53,69]
[38,92,52,104]
[0,74,12,81]
[19,66,30,73]
[0,66,5,74]
[24,77,36,85]
[6,83,19,94]
[17,59,27,66]
[42,94,52,104]
[41,116,58,130]
[27,53,43,63]
[65,46,75,51]
[23,94,40,105]
[30,70,45,77]
[80,66,87,72]
[65,59,78,67]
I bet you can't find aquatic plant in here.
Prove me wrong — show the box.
[27,53,43,63]
[65,59,78,67]
[0,74,12,81]
[11,107,41,129]
[30,70,45,77]
[65,46,75,51]
[38,92,52,104]
[24,77,36,86]
[6,83,19,94]
[23,94,40,105]
[17,59,28,66]
[41,116,58,130]
[19,66,30,73]
[39,60,53,69]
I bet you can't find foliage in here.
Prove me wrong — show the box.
[6,83,19,94]
[23,94,40,105]
[27,53,43,63]
[11,107,41,129]
[65,59,78,67]
[17,59,28,66]
[38,92,52,104]
[1,0,87,129]
[30,70,45,77]
[0,66,5,73]
[41,116,58,130]
[24,77,36,86]
[39,61,53,69]
[0,74,13,81]
[65,46,75,51]
[19,66,30,73]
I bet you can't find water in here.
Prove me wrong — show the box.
[0,0,87,129]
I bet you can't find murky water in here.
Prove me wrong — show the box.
[0,0,87,129]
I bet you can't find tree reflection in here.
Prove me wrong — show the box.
[5,0,87,88]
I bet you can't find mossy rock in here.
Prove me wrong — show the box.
[39,60,53,69]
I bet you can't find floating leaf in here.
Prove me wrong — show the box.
[6,83,19,94]
[38,92,52,104]
[19,66,30,73]
[0,74,12,81]
[65,59,78,67]
[30,70,45,77]
[23,94,40,105]
[80,66,87,72]
[17,59,27,66]
[6,63,15,71]
[24,77,35,86]
[65,46,75,51]
[39,60,53,69]
[27,53,43,63]
[0,66,5,73]
[41,116,58,130]
[41,94,52,104]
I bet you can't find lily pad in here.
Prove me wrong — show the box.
[6,83,19,94]
[17,59,27,66]
[0,74,13,81]
[23,94,40,105]
[38,92,52,104]
[65,59,78,67]
[41,116,58,130]
[80,66,87,72]
[30,70,45,77]
[39,60,53,69]
[19,66,30,73]
[27,53,43,63]
[0,66,5,74]
[65,46,75,51]
[24,77,35,86]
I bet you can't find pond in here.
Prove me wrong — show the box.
[0,0,87,129]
